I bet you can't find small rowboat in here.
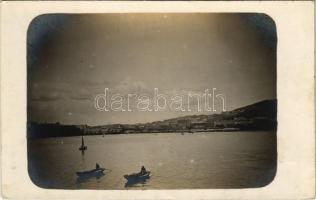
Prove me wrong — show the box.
[76,168,105,178]
[124,171,151,182]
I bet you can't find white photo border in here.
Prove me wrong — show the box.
[1,1,314,199]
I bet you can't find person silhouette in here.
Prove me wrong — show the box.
[96,163,100,169]
[140,166,146,175]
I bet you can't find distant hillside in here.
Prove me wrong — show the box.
[28,99,277,138]
[151,99,276,123]
[82,99,277,135]
[141,99,277,131]
[228,99,277,119]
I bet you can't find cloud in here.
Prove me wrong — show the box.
[69,88,94,101]
[74,79,110,87]
[30,82,94,102]
[113,76,150,94]
[31,91,66,102]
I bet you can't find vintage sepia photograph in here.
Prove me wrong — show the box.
[27,13,277,190]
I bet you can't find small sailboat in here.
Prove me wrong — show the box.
[79,136,87,151]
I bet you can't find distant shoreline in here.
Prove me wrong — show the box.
[28,129,277,140]
[28,99,277,139]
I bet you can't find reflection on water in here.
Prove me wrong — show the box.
[28,132,276,189]
[125,179,149,188]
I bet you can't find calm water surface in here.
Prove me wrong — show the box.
[28,132,276,189]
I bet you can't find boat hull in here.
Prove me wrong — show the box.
[79,146,87,151]
[76,168,105,178]
[124,171,151,183]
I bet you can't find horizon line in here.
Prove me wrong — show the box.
[28,98,276,127]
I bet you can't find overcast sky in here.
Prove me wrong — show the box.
[27,13,276,125]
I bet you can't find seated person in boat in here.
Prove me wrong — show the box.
[140,166,147,175]
[96,163,100,169]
